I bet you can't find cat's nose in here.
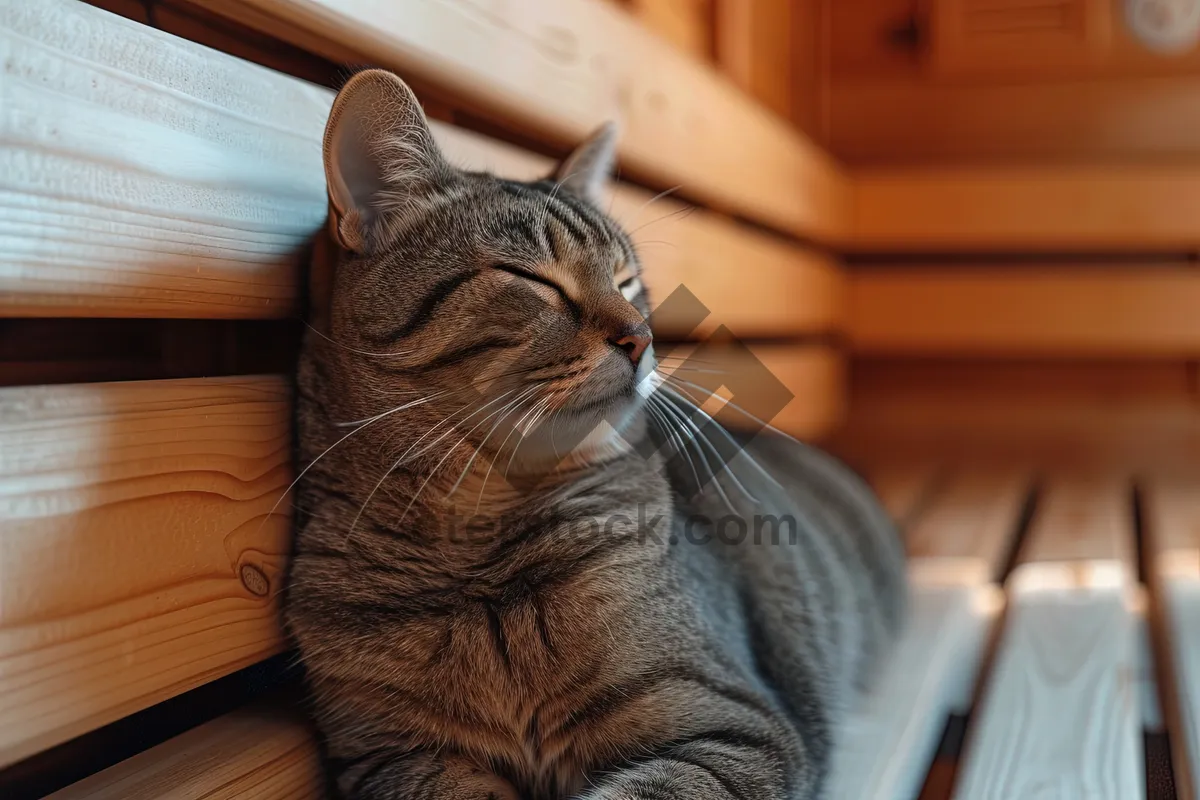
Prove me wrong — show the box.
[609,324,653,366]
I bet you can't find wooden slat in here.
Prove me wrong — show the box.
[954,477,1143,800]
[905,469,1031,586]
[190,0,850,242]
[828,582,1003,800]
[853,166,1200,250]
[0,377,292,767]
[1144,477,1200,800]
[715,0,796,122]
[47,705,322,799]
[829,74,1200,165]
[850,267,1200,357]
[622,0,714,62]
[0,0,328,318]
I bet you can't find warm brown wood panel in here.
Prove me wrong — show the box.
[833,359,1200,475]
[190,0,850,242]
[850,267,1200,357]
[0,377,292,767]
[47,705,322,799]
[853,166,1200,249]
[830,74,1200,164]
[621,0,715,62]
[0,0,328,318]
[715,0,796,121]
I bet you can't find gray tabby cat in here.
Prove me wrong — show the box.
[289,69,906,800]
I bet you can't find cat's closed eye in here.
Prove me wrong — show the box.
[493,263,580,317]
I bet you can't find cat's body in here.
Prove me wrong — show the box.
[289,70,906,800]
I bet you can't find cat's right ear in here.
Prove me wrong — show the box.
[323,69,449,253]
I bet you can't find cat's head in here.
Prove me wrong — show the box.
[317,69,655,478]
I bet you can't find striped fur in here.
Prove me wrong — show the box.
[290,70,906,800]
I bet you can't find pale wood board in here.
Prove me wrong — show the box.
[953,478,1143,800]
[904,469,1031,586]
[849,267,1200,358]
[47,705,322,799]
[828,583,999,800]
[0,0,330,317]
[853,166,1200,250]
[0,377,293,767]
[190,0,850,242]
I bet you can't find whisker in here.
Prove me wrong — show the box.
[346,388,523,543]
[659,379,784,492]
[446,384,541,498]
[304,321,411,359]
[475,391,544,512]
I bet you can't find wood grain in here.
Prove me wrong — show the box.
[953,478,1143,800]
[853,166,1200,250]
[0,377,293,767]
[0,0,330,318]
[189,0,850,243]
[905,469,1031,586]
[828,583,1000,800]
[621,0,714,62]
[46,705,322,799]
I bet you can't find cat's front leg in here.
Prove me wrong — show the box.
[332,750,521,800]
[577,734,817,800]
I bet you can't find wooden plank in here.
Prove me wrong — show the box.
[832,359,1200,477]
[853,166,1200,250]
[0,0,329,318]
[828,582,1003,800]
[47,705,322,799]
[623,0,714,62]
[850,267,1200,357]
[714,0,795,122]
[953,477,1143,800]
[1144,477,1200,800]
[905,469,1031,587]
[829,74,1200,165]
[0,377,292,767]
[190,0,850,242]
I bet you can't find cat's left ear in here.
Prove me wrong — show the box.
[553,122,619,207]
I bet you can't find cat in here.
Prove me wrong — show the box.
[288,68,907,800]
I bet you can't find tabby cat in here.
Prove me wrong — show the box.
[289,69,906,800]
